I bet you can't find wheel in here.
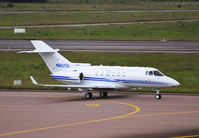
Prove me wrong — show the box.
[85,92,92,99]
[155,94,161,100]
[100,92,108,97]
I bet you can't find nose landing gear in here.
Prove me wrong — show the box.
[154,89,162,100]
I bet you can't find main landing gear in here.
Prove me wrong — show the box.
[85,92,92,99]
[100,91,108,98]
[154,89,162,100]
[84,91,108,99]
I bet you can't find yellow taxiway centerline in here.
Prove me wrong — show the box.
[172,135,199,138]
[124,110,199,119]
[0,100,140,137]
[0,94,199,137]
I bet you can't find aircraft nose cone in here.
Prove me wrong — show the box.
[171,79,180,87]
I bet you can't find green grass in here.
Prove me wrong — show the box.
[0,52,199,93]
[0,11,199,26]
[0,1,199,11]
[0,22,199,41]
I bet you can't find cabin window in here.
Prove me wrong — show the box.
[149,71,153,75]
[145,71,148,75]
[122,72,125,77]
[154,71,164,76]
[95,71,98,76]
[101,71,104,76]
[117,72,120,77]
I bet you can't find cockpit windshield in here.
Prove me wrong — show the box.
[146,70,164,76]
[154,70,164,76]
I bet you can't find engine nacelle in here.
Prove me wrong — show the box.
[51,71,84,84]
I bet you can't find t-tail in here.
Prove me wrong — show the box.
[19,40,75,73]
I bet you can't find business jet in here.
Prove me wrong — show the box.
[19,40,180,100]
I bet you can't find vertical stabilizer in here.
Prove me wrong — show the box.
[30,40,75,73]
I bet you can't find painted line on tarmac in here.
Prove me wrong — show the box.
[0,100,140,137]
[1,93,199,137]
[124,110,199,119]
[86,103,100,107]
[172,134,199,138]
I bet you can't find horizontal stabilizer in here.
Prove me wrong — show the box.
[18,49,59,54]
[19,40,74,73]
[74,63,91,66]
[18,40,60,53]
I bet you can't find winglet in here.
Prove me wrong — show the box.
[30,76,38,85]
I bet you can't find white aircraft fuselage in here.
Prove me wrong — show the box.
[20,40,180,100]
[51,66,179,90]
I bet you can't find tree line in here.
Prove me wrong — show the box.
[0,0,47,2]
[0,0,198,3]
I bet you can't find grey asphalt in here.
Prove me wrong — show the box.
[0,40,199,53]
[0,91,199,138]
[0,19,199,29]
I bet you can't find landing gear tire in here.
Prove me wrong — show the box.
[85,92,92,99]
[100,92,108,97]
[155,94,161,100]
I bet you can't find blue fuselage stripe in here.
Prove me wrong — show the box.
[51,75,79,81]
[115,79,167,85]
[50,75,168,85]
[84,77,116,82]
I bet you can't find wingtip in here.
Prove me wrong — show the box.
[30,76,38,85]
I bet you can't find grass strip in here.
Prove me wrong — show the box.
[0,11,199,26]
[0,52,199,93]
[0,22,199,41]
[0,2,199,11]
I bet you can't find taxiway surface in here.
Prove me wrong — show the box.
[1,40,199,53]
[0,91,199,138]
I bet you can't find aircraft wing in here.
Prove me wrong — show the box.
[30,76,116,89]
